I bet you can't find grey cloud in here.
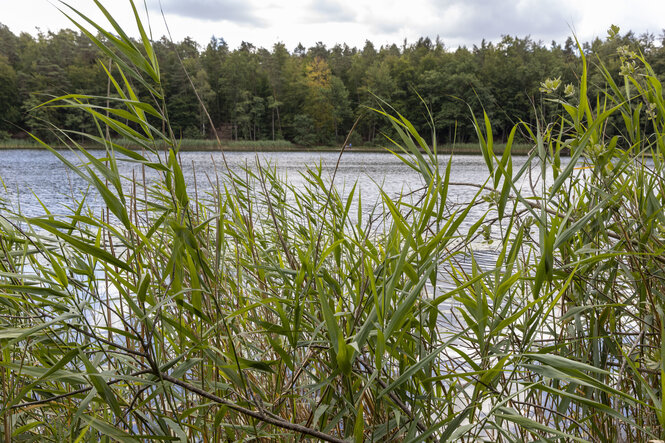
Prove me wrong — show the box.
[369,19,405,35]
[152,0,263,25]
[304,0,357,23]
[363,0,573,46]
[431,0,571,42]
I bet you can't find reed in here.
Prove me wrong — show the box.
[0,138,297,151]
[1,2,664,442]
[0,139,532,155]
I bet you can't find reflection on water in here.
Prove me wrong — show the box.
[0,149,530,219]
[1,149,517,339]
[1,149,539,283]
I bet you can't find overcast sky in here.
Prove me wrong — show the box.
[2,0,664,51]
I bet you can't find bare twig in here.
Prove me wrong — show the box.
[159,373,347,443]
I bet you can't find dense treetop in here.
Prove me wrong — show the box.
[1,24,663,146]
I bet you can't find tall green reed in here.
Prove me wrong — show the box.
[1,2,664,441]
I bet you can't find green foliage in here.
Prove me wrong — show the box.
[0,55,20,131]
[291,113,318,146]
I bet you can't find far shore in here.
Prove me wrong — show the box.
[0,140,533,155]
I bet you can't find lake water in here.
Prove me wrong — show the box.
[0,149,537,397]
[2,148,526,326]
[0,149,530,220]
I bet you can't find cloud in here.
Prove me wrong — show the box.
[356,0,575,47]
[151,0,263,25]
[303,0,357,23]
[130,0,665,50]
[356,0,433,37]
[427,0,573,43]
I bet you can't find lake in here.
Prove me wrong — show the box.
[0,149,529,221]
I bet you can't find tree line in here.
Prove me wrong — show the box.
[1,24,664,146]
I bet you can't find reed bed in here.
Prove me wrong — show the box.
[1,2,665,442]
[0,139,531,155]
[0,138,297,151]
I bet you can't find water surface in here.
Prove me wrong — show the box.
[1,149,516,218]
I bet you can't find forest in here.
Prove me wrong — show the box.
[1,23,664,146]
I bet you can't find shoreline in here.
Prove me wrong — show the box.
[0,142,533,155]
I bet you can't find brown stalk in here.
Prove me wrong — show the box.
[10,369,153,410]
[159,373,347,443]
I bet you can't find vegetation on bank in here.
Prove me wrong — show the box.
[0,138,298,151]
[0,138,533,154]
[1,14,664,147]
[2,2,665,442]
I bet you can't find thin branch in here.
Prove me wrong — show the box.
[159,373,347,443]
[10,369,153,410]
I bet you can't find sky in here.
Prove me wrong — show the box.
[1,0,664,52]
